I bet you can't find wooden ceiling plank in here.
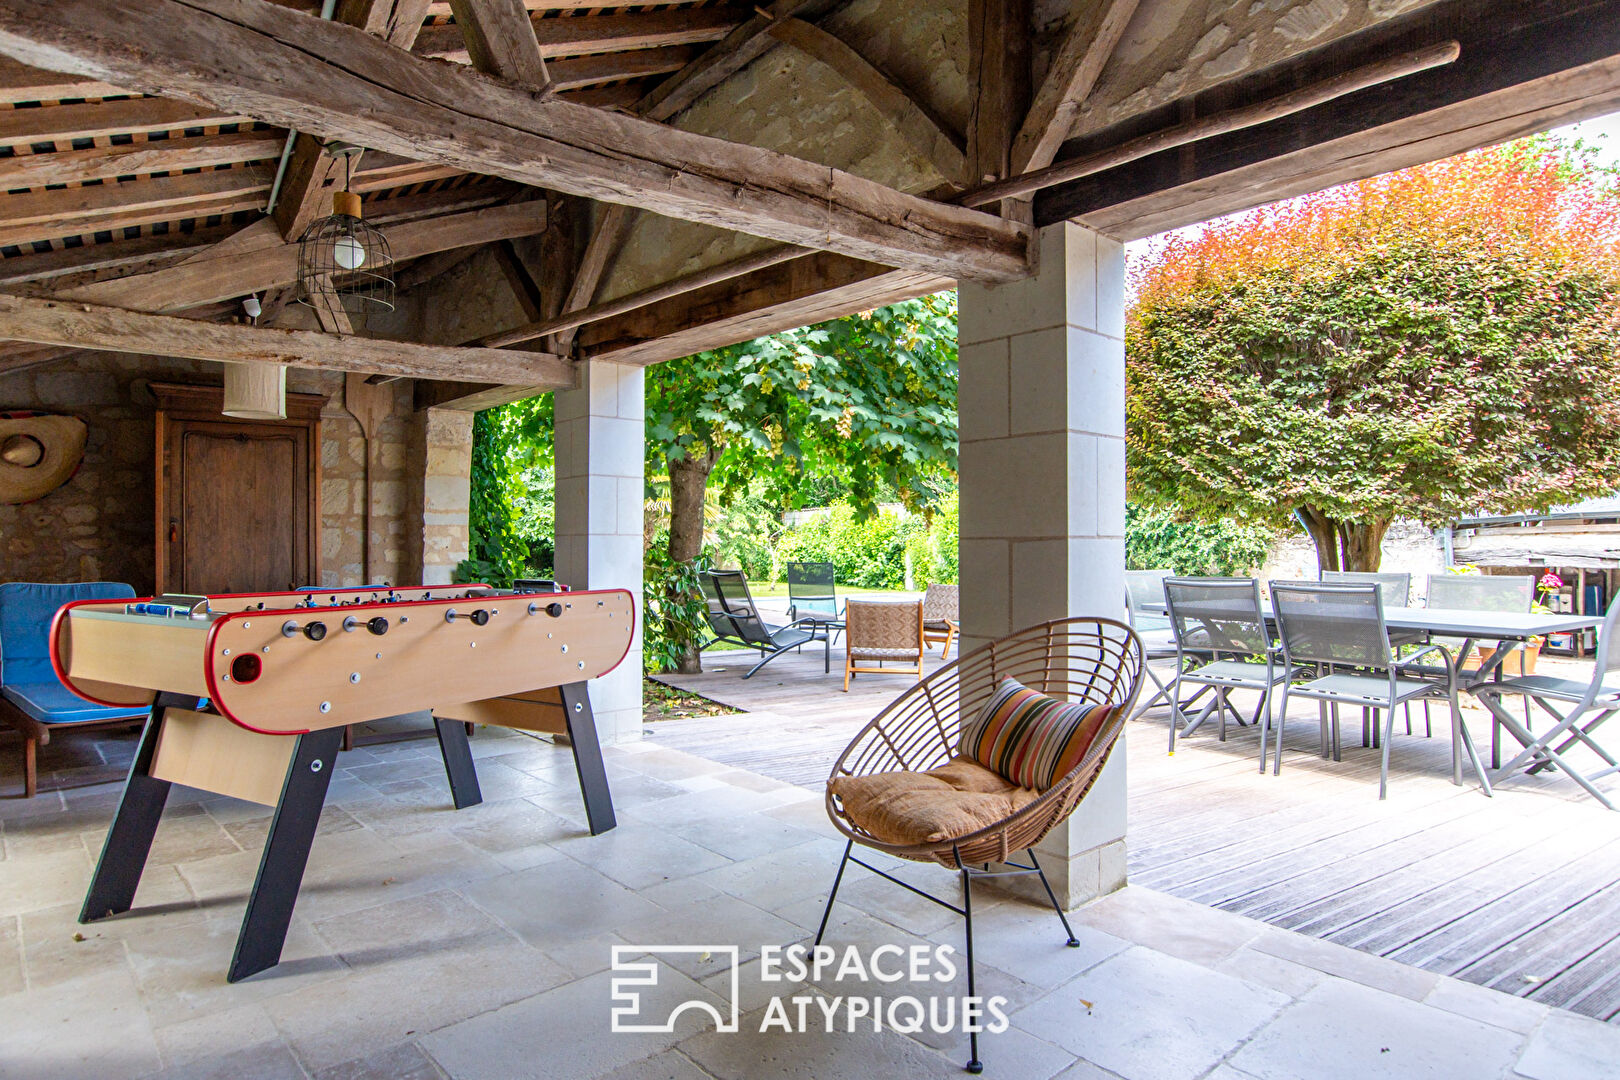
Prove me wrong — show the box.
[0,97,253,147]
[272,0,432,240]
[57,198,544,311]
[415,8,742,62]
[0,0,1029,282]
[0,292,575,384]
[578,251,949,367]
[0,165,272,230]
[0,55,130,104]
[0,131,281,190]
[445,0,552,93]
[1011,0,1139,175]
[547,45,701,91]
[768,18,965,186]
[0,227,233,286]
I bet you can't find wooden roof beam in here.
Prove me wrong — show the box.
[446,0,550,94]
[414,8,743,63]
[0,55,128,103]
[1031,0,1615,237]
[56,197,544,311]
[0,292,575,384]
[0,0,1029,282]
[1011,0,1139,175]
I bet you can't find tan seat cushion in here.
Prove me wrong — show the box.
[828,757,1041,846]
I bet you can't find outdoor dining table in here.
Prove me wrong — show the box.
[1145,600,1604,782]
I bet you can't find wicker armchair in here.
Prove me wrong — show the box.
[817,617,1144,1072]
[921,583,960,660]
[842,598,925,691]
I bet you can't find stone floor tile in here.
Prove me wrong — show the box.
[596,771,694,810]
[152,1002,305,1080]
[1050,1059,1130,1080]
[1074,886,1265,967]
[0,969,161,1080]
[267,928,569,1073]
[0,914,23,996]
[311,889,501,958]
[1250,926,1439,1002]
[312,1040,449,1080]
[0,847,91,918]
[933,1024,1077,1079]
[123,910,346,1027]
[678,998,955,1080]
[616,895,809,981]
[1228,979,1524,1080]
[925,898,1131,992]
[552,820,733,891]
[446,796,578,855]
[1213,945,1326,1001]
[594,1047,715,1080]
[649,810,826,864]
[1422,976,1549,1036]
[540,930,635,980]
[1012,946,1289,1080]
[688,837,847,915]
[1514,1010,1620,1080]
[221,804,362,851]
[607,747,730,783]
[422,968,724,1080]
[20,902,133,990]
[460,858,665,952]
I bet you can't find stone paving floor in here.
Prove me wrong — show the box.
[2,722,1618,1079]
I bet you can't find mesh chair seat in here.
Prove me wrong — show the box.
[1181,659,1295,689]
[1471,674,1620,705]
[1286,672,1449,707]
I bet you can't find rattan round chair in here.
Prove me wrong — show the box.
[815,616,1144,1073]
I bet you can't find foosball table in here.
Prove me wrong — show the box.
[51,582,635,981]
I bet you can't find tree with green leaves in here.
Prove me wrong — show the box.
[1127,138,1620,572]
[646,293,960,671]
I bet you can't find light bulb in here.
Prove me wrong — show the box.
[332,234,367,271]
[242,295,262,319]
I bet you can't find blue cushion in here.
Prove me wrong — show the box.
[3,682,145,726]
[0,581,135,688]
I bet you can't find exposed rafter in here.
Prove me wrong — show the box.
[0,131,282,189]
[56,198,545,311]
[0,293,575,384]
[415,8,743,63]
[965,0,1031,188]
[446,0,550,93]
[1011,0,1139,175]
[0,97,251,146]
[767,18,965,186]
[0,0,1029,282]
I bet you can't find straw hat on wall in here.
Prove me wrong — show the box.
[0,412,87,505]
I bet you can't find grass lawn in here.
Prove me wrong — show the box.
[730,582,915,600]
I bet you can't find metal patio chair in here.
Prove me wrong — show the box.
[1123,571,1183,723]
[1270,581,1489,799]
[818,617,1144,1073]
[786,560,843,642]
[1469,594,1620,809]
[1320,570,1412,608]
[1420,573,1534,737]
[1163,577,1296,768]
[699,569,829,678]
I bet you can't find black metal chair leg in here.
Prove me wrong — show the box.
[1028,850,1079,947]
[814,840,853,946]
[960,854,982,1075]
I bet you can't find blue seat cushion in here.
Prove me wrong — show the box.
[3,682,146,726]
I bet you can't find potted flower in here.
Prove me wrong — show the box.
[1474,570,1560,676]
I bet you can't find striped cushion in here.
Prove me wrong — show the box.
[957,677,1115,791]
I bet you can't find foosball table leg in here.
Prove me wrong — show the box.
[227,726,344,983]
[434,716,483,809]
[80,692,199,923]
[559,681,616,836]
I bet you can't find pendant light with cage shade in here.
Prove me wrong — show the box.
[296,143,394,332]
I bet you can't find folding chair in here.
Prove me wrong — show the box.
[1123,570,1184,724]
[700,569,829,678]
[1469,595,1620,809]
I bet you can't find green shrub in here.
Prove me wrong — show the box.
[904,492,958,588]
[1125,503,1274,576]
[643,535,708,674]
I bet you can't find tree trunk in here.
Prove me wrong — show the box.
[1297,506,1392,573]
[667,449,717,674]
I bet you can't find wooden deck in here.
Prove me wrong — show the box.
[653,645,1620,1024]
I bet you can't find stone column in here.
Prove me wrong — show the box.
[957,220,1128,908]
[554,360,645,745]
[403,406,474,587]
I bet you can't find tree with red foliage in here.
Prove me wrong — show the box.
[1126,138,1620,571]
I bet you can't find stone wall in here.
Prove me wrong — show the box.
[0,352,456,593]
